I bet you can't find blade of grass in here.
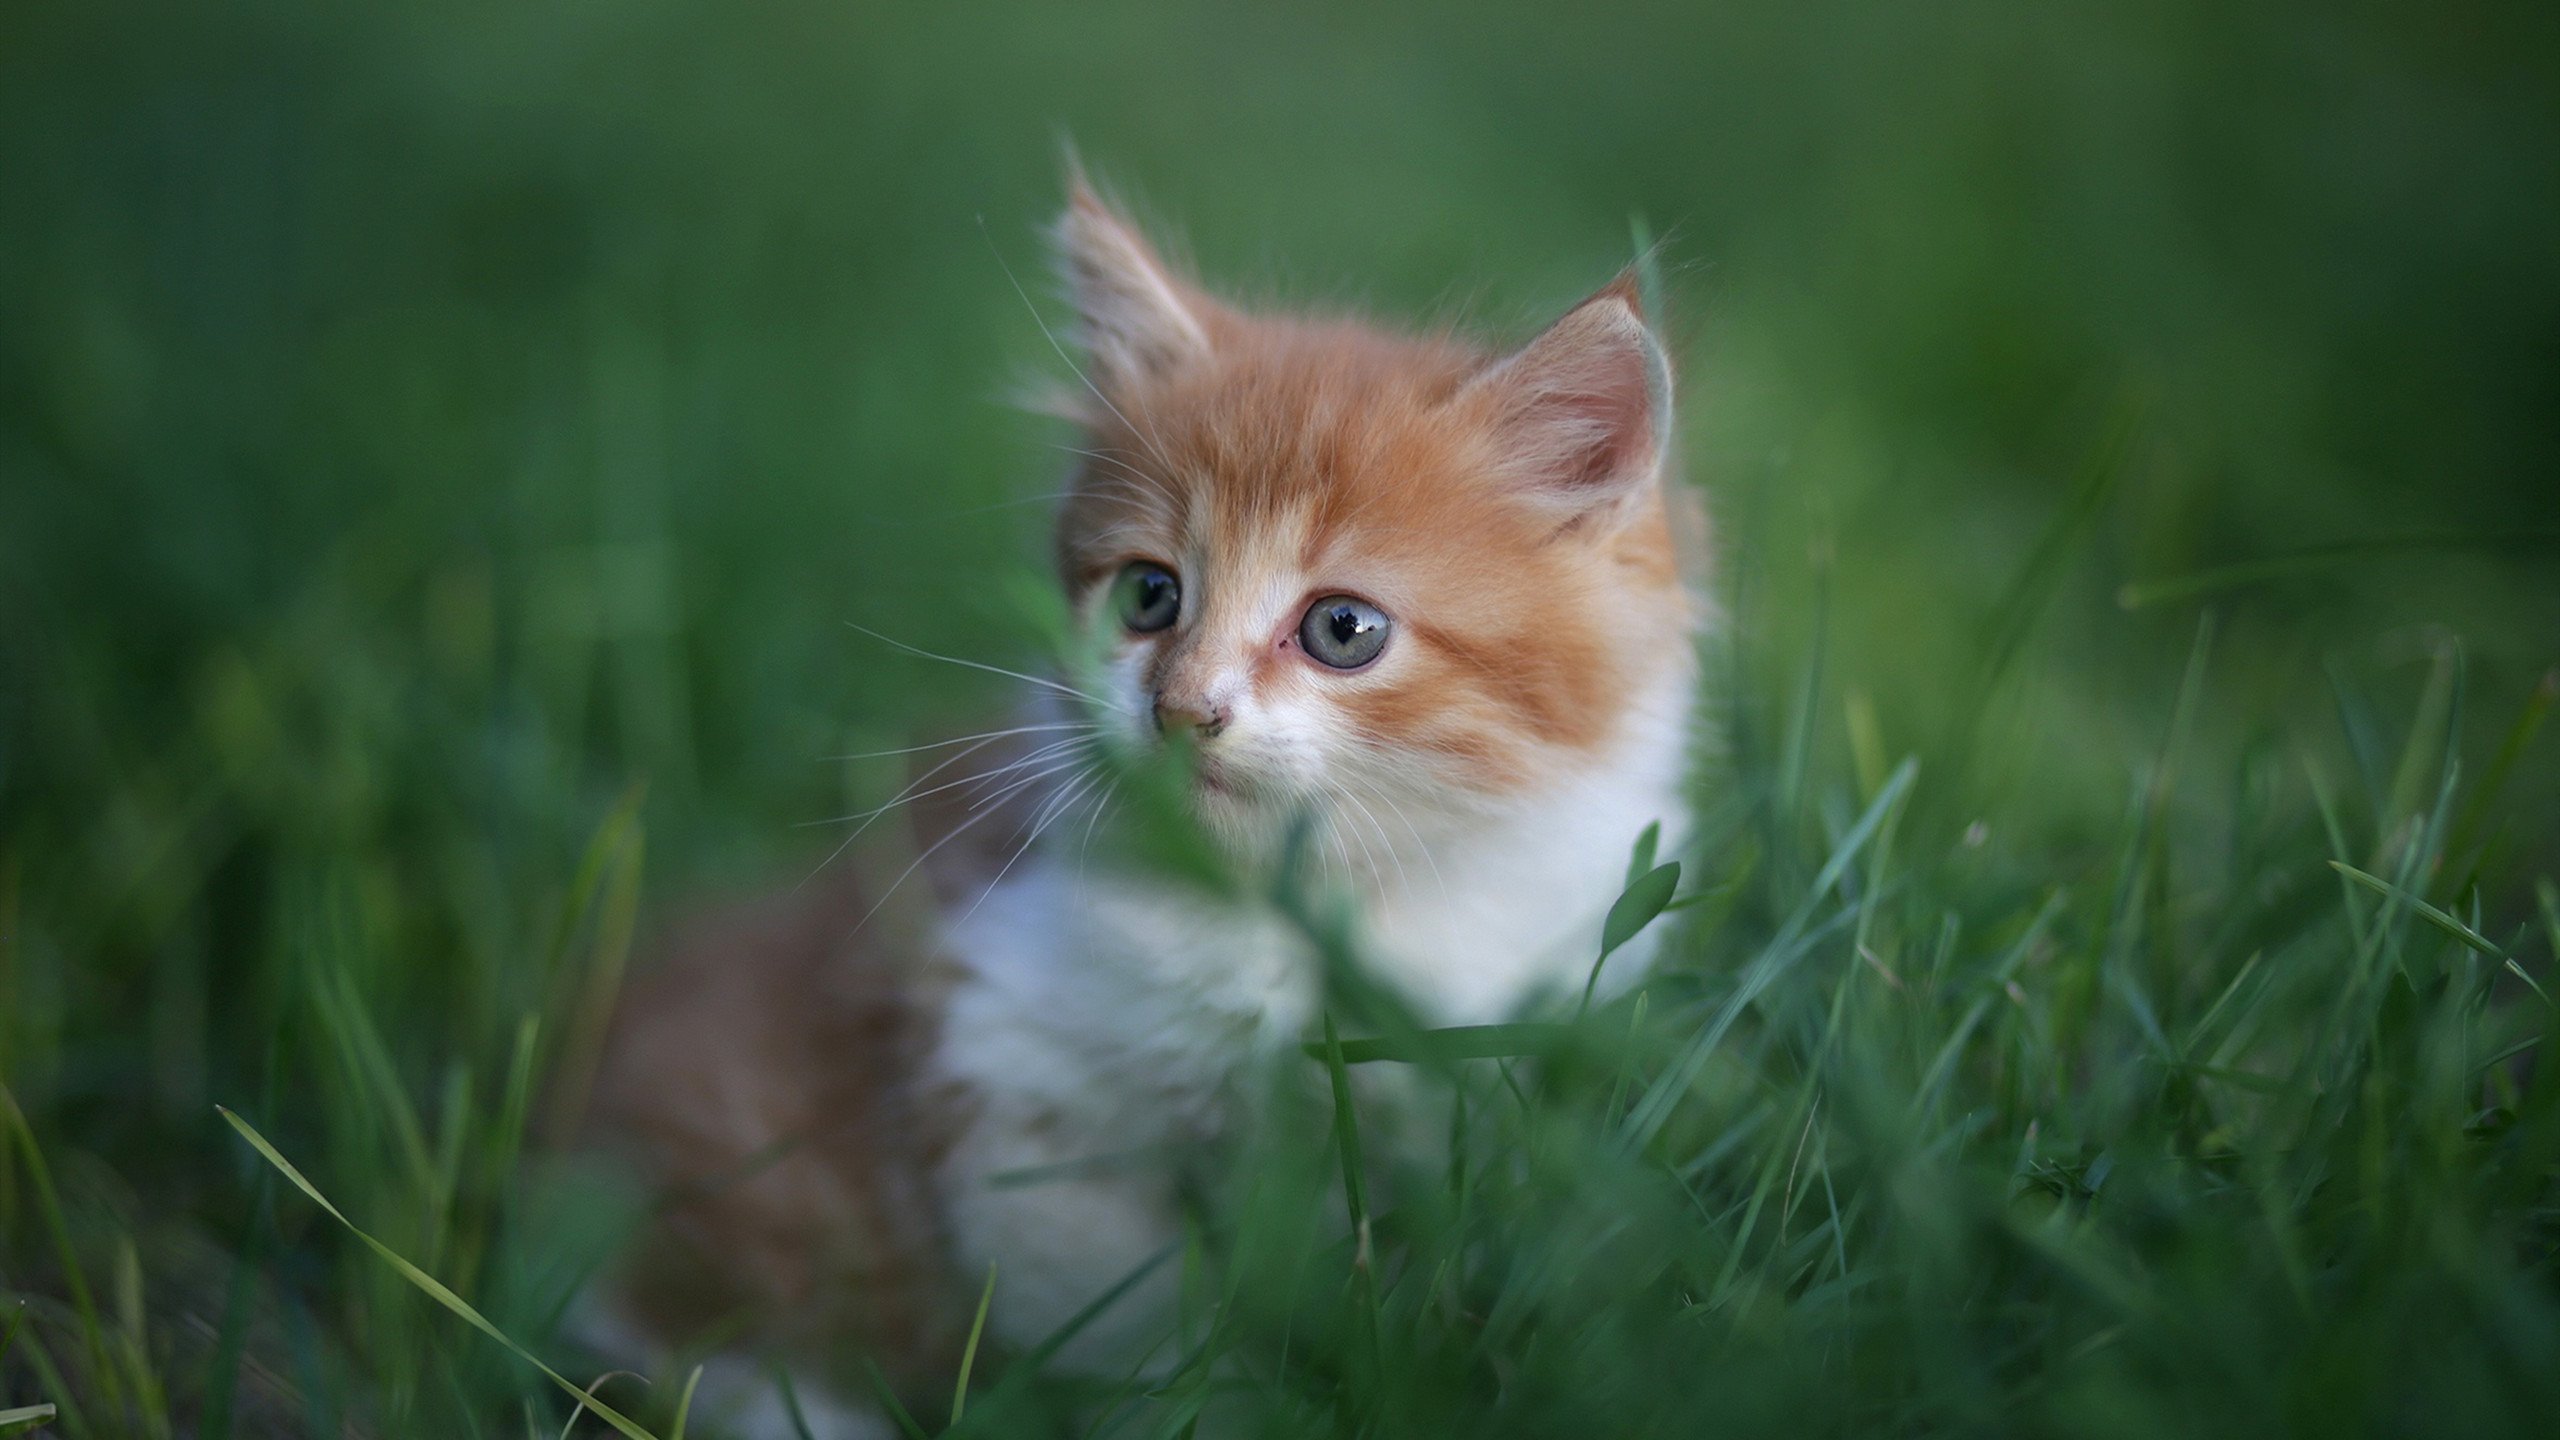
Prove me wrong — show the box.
[1583,861,1681,1016]
[2504,959,2554,1010]
[556,1372,645,1440]
[310,965,438,1201]
[2446,669,2556,869]
[951,1262,997,1425]
[541,787,649,1139]
[1318,1010,1384,1379]
[1777,554,1830,851]
[2329,863,2507,959]
[1954,389,2144,762]
[1626,760,1916,1150]
[197,1164,268,1440]
[2382,639,2460,844]
[1290,1019,1566,1065]
[1625,820,1661,888]
[858,1357,929,1440]
[769,1369,816,1440]
[1605,990,1650,1124]
[108,1235,168,1438]
[424,1061,474,1278]
[216,1106,662,1440]
[3,1326,75,1440]
[1913,893,2065,1115]
[1319,1012,1371,1264]
[0,1083,123,1427]
[975,1245,1175,1413]
[2118,530,2560,609]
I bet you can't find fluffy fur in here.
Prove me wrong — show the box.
[583,178,1707,1432]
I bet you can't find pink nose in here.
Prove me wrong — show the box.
[1153,697,1229,739]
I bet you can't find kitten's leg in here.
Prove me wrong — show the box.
[572,870,967,1427]
[687,1356,892,1440]
[566,1290,892,1440]
[941,1104,1190,1375]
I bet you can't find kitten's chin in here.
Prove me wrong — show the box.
[1182,769,1307,866]
[1186,778,1275,840]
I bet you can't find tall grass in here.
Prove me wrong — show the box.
[7,480,2555,1435]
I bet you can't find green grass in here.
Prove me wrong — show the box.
[337,649,2560,1439]
[5,0,2560,1435]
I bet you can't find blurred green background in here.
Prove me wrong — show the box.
[3,0,2558,1433]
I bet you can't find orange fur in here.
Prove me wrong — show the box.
[578,179,1706,1425]
[1056,193,1694,804]
[580,872,968,1393]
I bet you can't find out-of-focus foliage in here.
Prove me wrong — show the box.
[2,1,2556,1436]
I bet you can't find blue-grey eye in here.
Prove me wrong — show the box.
[1115,561,1181,633]
[1300,596,1390,669]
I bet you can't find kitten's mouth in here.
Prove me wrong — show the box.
[1190,754,1276,806]
[1192,757,1241,796]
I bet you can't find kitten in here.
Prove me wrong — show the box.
[582,177,1706,1433]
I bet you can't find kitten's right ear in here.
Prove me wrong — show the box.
[1461,274,1673,525]
[1053,178,1218,393]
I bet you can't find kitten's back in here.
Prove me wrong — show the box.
[579,859,966,1390]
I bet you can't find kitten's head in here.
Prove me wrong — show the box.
[1048,183,1699,856]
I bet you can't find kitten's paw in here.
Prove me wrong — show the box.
[692,1357,892,1440]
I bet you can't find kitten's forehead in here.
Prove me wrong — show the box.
[1182,512,1308,639]
[1056,308,1693,795]
[1061,320,1518,582]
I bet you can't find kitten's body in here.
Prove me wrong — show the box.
[585,181,1705,1431]
[936,660,1693,1358]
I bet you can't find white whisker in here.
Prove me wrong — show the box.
[835,744,1098,940]
[1338,785,1411,897]
[802,734,1094,832]
[824,721,1094,764]
[795,733,1007,890]
[845,622,1130,715]
[965,752,1093,816]
[951,736,1097,804]
[1367,786,1451,912]
[961,768,1104,925]
[1052,446,1171,502]
[842,795,1011,940]
[1074,773,1124,886]
[1319,779,1392,893]
[978,217,1185,479]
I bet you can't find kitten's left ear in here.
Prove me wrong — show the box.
[1463,274,1673,523]
[1053,178,1220,394]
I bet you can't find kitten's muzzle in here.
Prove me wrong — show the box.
[1152,697,1229,741]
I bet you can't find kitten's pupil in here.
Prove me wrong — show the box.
[1300,595,1390,669]
[1117,561,1181,633]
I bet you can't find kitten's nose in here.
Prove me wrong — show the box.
[1153,696,1229,740]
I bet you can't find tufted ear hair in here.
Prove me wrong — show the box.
[1462,273,1673,521]
[1052,176,1220,394]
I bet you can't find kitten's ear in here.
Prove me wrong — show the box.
[1464,274,1672,521]
[1053,178,1218,393]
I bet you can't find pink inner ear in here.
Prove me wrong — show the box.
[1055,185,1215,392]
[1481,293,1664,503]
[1530,344,1654,492]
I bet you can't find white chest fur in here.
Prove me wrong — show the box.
[928,671,1693,1356]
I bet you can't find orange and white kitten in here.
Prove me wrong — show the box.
[586,180,1705,1435]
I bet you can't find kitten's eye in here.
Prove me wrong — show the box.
[1299,596,1391,670]
[1114,561,1181,634]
